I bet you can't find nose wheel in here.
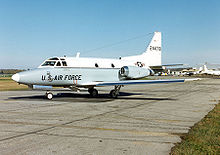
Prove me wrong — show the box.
[45,92,53,100]
[88,88,98,97]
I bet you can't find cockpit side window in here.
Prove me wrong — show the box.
[56,61,61,66]
[62,61,67,66]
[42,61,56,66]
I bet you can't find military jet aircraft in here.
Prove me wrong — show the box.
[12,32,198,99]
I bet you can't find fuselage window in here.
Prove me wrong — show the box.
[56,61,61,66]
[95,63,99,67]
[62,61,67,66]
[42,61,56,66]
[111,63,115,68]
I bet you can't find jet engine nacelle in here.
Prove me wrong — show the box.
[119,66,153,79]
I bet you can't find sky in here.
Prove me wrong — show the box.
[0,0,220,69]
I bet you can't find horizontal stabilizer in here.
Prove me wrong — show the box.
[161,64,184,67]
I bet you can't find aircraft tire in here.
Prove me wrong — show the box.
[46,92,53,100]
[89,89,98,97]
[110,90,118,98]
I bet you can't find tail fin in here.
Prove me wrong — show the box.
[142,31,161,65]
[122,32,162,66]
[203,65,208,72]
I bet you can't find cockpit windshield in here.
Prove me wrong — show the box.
[40,57,68,67]
[48,57,59,60]
[42,61,56,66]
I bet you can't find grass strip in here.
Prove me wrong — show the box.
[170,102,220,154]
[0,77,28,91]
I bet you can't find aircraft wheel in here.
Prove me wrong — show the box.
[89,89,98,97]
[110,90,118,98]
[46,92,53,100]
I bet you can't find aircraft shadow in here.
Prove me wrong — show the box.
[8,92,176,102]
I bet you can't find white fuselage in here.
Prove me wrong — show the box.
[38,32,161,71]
[38,32,162,69]
[38,57,145,69]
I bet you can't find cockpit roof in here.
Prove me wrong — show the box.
[39,57,67,67]
[48,57,59,60]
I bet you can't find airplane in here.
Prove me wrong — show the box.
[11,32,199,99]
[199,65,220,75]
[38,32,162,70]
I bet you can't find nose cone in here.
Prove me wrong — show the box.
[12,73,20,82]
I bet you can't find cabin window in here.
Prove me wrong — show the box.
[42,61,56,66]
[95,63,99,67]
[62,61,67,66]
[56,61,61,66]
[111,63,115,68]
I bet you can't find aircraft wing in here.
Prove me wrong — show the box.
[81,78,200,87]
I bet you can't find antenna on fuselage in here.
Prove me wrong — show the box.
[76,52,80,58]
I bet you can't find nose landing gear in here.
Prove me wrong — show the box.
[45,92,53,100]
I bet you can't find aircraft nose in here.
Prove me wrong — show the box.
[12,73,20,82]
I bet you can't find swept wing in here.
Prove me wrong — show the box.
[81,78,200,87]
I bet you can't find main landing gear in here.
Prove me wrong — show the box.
[88,85,122,98]
[110,85,121,98]
[88,88,98,97]
[45,91,53,100]
[45,86,122,99]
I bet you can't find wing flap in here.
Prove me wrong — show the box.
[96,79,185,86]
[81,79,194,87]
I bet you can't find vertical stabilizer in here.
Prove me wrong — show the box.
[142,31,161,65]
[121,32,162,66]
[203,65,208,72]
[145,32,161,54]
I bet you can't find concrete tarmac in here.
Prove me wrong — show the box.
[0,77,219,155]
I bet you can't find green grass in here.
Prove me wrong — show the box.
[0,77,28,91]
[0,78,12,81]
[171,103,220,154]
[0,74,12,77]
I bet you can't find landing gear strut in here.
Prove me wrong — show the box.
[88,88,98,97]
[110,85,121,98]
[45,91,53,100]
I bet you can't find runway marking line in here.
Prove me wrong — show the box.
[0,120,174,137]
